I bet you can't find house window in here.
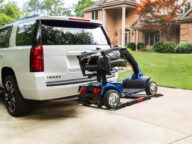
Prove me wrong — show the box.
[145,31,160,46]
[178,1,191,14]
[92,11,98,20]
[185,2,191,13]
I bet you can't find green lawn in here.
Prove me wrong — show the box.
[119,52,192,90]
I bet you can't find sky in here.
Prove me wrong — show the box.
[9,0,79,8]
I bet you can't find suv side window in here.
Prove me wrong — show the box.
[0,27,12,48]
[16,21,36,46]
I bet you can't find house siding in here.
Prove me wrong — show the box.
[84,8,143,46]
[84,0,189,47]
[84,10,103,21]
[180,23,192,43]
[106,9,117,44]
[84,12,92,19]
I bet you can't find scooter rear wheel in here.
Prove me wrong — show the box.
[103,90,120,110]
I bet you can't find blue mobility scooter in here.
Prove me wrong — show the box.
[77,48,158,110]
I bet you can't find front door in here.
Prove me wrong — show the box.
[125,30,130,45]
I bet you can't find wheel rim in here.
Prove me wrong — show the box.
[4,81,16,113]
[150,82,157,96]
[108,93,119,107]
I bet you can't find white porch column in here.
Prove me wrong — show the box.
[136,30,139,51]
[121,6,126,47]
[102,9,107,29]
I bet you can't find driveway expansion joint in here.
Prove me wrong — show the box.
[168,134,192,144]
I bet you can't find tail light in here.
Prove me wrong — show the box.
[79,87,86,97]
[93,88,101,94]
[30,45,44,72]
[80,87,86,93]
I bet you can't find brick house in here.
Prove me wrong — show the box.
[179,8,192,43]
[84,0,192,48]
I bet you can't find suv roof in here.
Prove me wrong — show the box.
[0,15,101,29]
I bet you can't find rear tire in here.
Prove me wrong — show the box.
[103,90,120,110]
[146,80,158,96]
[3,75,32,117]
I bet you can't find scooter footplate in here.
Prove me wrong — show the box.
[123,88,145,95]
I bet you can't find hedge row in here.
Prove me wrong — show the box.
[126,42,146,51]
[175,43,192,54]
[153,41,176,53]
[126,41,192,54]
[153,41,192,54]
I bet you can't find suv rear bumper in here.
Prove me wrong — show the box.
[16,73,118,100]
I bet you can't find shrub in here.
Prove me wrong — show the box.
[175,43,192,54]
[153,41,176,53]
[137,42,146,50]
[127,43,136,51]
[153,41,164,52]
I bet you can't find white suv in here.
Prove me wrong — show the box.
[0,16,117,116]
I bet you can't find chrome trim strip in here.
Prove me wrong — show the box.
[46,76,114,87]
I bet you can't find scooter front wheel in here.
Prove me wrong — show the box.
[146,80,158,96]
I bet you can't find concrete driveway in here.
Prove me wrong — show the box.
[0,87,192,144]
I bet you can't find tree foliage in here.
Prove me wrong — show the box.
[25,0,71,16]
[0,1,20,27]
[135,0,186,21]
[134,0,186,37]
[0,0,3,5]
[75,0,95,17]
[1,2,20,19]
[25,0,41,15]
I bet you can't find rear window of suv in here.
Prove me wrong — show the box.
[41,20,109,45]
